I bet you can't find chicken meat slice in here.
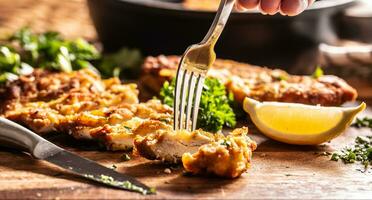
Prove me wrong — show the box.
[134,128,219,163]
[182,127,257,178]
[134,127,257,178]
[5,98,173,150]
[61,100,173,150]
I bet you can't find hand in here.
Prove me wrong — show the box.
[236,0,315,16]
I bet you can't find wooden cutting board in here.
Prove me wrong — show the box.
[0,100,371,199]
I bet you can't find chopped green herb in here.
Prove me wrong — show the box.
[110,164,117,170]
[159,118,171,123]
[123,126,132,132]
[352,117,372,129]
[272,72,288,81]
[278,75,287,81]
[96,174,154,195]
[83,174,95,179]
[100,174,114,184]
[312,66,324,79]
[331,136,372,169]
[220,139,231,147]
[160,78,236,132]
[121,153,131,161]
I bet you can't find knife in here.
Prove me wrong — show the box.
[0,117,155,195]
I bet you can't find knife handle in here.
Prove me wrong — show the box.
[0,117,60,158]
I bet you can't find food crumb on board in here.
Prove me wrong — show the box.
[164,168,172,174]
[36,193,42,197]
[260,153,267,157]
[121,153,131,161]
[110,164,118,170]
[314,152,332,156]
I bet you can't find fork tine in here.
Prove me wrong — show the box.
[191,75,205,131]
[173,68,185,130]
[173,0,234,131]
[179,71,191,130]
[185,72,197,130]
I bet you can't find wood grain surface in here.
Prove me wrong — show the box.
[0,0,96,40]
[0,100,371,199]
[0,0,372,199]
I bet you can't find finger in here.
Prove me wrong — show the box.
[260,0,281,15]
[280,0,308,16]
[238,0,260,9]
[235,3,247,12]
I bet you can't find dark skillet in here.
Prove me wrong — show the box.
[87,0,355,68]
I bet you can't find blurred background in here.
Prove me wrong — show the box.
[0,0,371,96]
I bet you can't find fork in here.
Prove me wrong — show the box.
[173,0,235,131]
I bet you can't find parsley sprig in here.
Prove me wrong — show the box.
[160,78,236,132]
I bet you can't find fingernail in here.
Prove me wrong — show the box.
[279,9,287,16]
[234,4,247,12]
[281,0,308,16]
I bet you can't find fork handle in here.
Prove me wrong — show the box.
[201,0,235,48]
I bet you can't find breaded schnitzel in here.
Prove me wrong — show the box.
[141,55,357,106]
[0,68,256,178]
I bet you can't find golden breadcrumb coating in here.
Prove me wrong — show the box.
[134,127,256,178]
[0,69,139,114]
[0,68,258,178]
[1,69,139,135]
[182,127,257,178]
[141,55,357,106]
[5,97,173,150]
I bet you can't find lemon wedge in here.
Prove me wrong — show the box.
[243,97,366,145]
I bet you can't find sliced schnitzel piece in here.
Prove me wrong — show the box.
[134,127,257,178]
[182,127,257,178]
[134,128,217,163]
[141,55,357,106]
[59,100,173,150]
[5,98,173,150]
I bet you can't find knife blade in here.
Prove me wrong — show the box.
[0,117,155,195]
[40,145,155,195]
